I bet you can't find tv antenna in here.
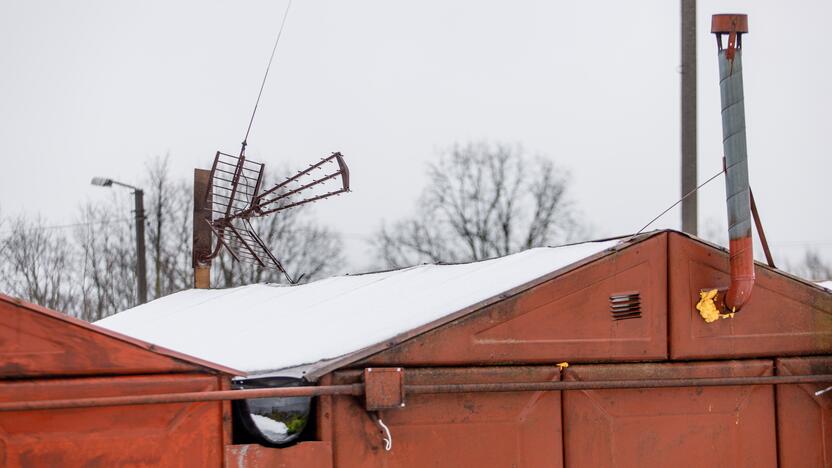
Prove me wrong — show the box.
[192,0,350,285]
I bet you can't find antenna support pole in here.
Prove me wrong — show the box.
[193,169,212,289]
[680,0,697,235]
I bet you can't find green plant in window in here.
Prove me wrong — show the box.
[285,415,307,435]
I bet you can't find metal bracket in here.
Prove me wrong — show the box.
[750,188,775,268]
[364,367,406,411]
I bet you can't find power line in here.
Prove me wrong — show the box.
[0,217,134,235]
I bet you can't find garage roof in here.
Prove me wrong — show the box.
[96,237,623,379]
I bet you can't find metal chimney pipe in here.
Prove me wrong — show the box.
[712,14,754,312]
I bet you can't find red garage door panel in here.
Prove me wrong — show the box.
[226,443,333,468]
[0,374,224,467]
[776,356,832,468]
[563,360,776,468]
[326,366,562,468]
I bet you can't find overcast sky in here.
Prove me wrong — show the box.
[1,0,829,272]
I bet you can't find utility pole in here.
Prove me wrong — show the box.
[91,177,148,305]
[134,189,148,303]
[681,0,698,235]
[193,169,212,289]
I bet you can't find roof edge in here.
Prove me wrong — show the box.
[0,294,245,377]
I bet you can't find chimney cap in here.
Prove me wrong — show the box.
[711,14,749,35]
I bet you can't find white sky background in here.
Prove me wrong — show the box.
[0,1,829,273]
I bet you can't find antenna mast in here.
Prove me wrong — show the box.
[191,0,351,287]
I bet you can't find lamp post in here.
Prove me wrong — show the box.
[90,177,148,305]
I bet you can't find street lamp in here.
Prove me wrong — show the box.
[90,177,148,305]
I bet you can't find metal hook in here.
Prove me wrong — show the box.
[815,385,832,397]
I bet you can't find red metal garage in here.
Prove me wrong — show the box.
[85,230,831,467]
[2,230,830,466]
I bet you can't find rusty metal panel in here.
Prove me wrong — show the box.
[316,373,336,446]
[225,443,332,468]
[563,360,776,468]
[776,356,832,467]
[0,295,240,377]
[363,233,668,367]
[327,366,562,468]
[668,233,832,359]
[220,376,234,464]
[363,367,405,411]
[0,374,225,467]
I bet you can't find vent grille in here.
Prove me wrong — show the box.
[610,292,641,321]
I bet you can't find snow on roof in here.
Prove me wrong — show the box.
[96,239,620,379]
[818,280,832,291]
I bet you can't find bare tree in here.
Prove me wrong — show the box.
[787,249,832,282]
[75,204,137,321]
[0,208,6,259]
[0,216,78,312]
[374,141,586,268]
[144,156,194,298]
[72,160,186,321]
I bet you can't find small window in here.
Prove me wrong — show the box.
[233,376,312,446]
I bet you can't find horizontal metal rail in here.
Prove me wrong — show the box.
[405,374,832,394]
[1,374,830,412]
[0,384,365,412]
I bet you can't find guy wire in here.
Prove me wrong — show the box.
[241,0,294,156]
[633,167,726,237]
